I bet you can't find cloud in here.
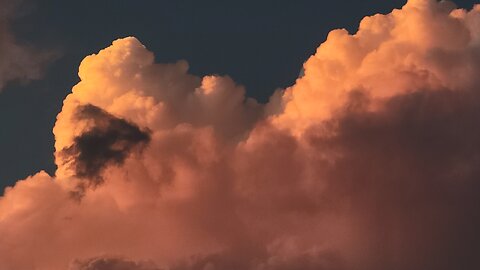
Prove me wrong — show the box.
[0,0,50,90]
[1,0,480,269]
[58,104,150,186]
[70,257,161,270]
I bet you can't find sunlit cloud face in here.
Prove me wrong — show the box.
[1,0,480,269]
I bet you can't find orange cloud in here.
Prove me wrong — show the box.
[1,1,480,269]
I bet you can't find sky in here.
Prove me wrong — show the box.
[2,0,480,270]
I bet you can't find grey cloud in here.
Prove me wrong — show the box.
[70,257,161,270]
[0,0,51,90]
[59,104,150,184]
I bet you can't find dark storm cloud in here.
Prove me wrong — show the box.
[59,104,150,183]
[0,0,52,90]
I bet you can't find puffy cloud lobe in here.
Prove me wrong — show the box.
[273,0,480,132]
[1,0,480,269]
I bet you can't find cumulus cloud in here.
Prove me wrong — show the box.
[0,0,49,90]
[1,0,480,269]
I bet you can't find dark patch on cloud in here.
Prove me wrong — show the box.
[70,257,161,270]
[60,104,150,184]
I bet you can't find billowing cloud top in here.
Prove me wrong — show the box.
[2,0,480,269]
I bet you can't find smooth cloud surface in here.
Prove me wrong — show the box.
[2,0,480,269]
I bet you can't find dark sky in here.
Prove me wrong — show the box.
[0,0,477,190]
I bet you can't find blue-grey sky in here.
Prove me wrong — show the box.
[0,0,477,190]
